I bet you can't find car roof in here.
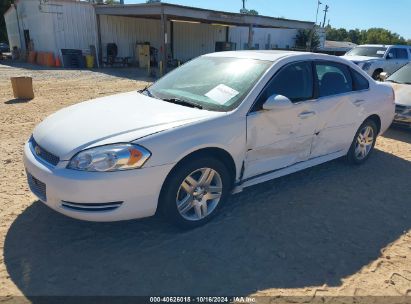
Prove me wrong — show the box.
[358,44,411,48]
[205,50,353,63]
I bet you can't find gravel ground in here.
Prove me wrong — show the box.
[0,61,411,303]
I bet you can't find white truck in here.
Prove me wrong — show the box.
[342,44,411,79]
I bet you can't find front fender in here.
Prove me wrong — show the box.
[134,114,247,179]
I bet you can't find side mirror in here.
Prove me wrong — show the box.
[379,72,389,81]
[386,53,394,60]
[262,94,293,111]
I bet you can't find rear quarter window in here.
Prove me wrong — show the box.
[351,69,370,91]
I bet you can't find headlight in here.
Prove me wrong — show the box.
[362,62,372,71]
[68,144,151,172]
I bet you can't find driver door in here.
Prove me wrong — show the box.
[243,61,318,180]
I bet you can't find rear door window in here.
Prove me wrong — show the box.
[315,62,353,97]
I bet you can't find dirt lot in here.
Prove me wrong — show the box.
[0,61,411,303]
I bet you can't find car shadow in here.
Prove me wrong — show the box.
[383,126,411,144]
[4,149,411,297]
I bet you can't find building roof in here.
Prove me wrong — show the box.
[94,2,314,30]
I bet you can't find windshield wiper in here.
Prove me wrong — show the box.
[386,79,400,83]
[138,85,153,97]
[162,98,203,109]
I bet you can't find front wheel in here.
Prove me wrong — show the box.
[159,157,232,229]
[346,119,378,164]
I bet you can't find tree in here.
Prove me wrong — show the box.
[0,0,13,43]
[325,25,410,45]
[239,0,258,15]
[295,29,320,51]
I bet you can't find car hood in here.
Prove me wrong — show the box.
[33,91,224,160]
[389,83,411,106]
[342,55,381,63]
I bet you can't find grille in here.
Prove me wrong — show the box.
[27,172,47,202]
[61,201,123,212]
[395,104,407,114]
[30,137,60,166]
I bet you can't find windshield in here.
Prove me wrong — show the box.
[387,63,411,84]
[147,56,272,111]
[346,46,387,58]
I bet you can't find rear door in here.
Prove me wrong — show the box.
[309,61,367,158]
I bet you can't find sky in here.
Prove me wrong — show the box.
[124,0,411,40]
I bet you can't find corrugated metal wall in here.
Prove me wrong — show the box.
[17,0,57,52]
[4,0,97,57]
[173,22,226,62]
[4,7,20,49]
[49,1,98,53]
[99,15,168,60]
[229,27,298,50]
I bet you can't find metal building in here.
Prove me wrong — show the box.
[4,0,98,57]
[4,0,315,68]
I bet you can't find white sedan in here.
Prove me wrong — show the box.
[24,51,395,228]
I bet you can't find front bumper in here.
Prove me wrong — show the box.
[393,113,411,127]
[23,141,174,222]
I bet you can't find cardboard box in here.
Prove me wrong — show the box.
[11,77,34,100]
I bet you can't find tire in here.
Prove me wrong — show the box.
[159,157,232,229]
[346,119,378,164]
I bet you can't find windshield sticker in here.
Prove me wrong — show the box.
[376,50,386,55]
[205,84,239,105]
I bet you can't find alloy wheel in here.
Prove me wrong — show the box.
[354,125,375,160]
[176,168,223,221]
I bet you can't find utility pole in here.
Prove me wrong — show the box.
[322,4,329,28]
[315,0,322,25]
[242,0,246,10]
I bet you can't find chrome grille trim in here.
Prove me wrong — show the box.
[30,136,60,166]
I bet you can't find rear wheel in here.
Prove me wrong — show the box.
[346,119,378,164]
[159,157,231,229]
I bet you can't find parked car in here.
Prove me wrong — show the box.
[24,51,395,228]
[343,44,411,80]
[0,42,10,52]
[381,63,411,128]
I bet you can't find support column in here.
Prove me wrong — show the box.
[248,24,254,50]
[160,12,168,73]
[96,14,103,66]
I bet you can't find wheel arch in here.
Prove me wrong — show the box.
[157,147,237,214]
[365,114,381,134]
[173,147,237,182]
[372,68,384,79]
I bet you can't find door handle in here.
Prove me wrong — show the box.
[298,111,316,119]
[353,99,365,107]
